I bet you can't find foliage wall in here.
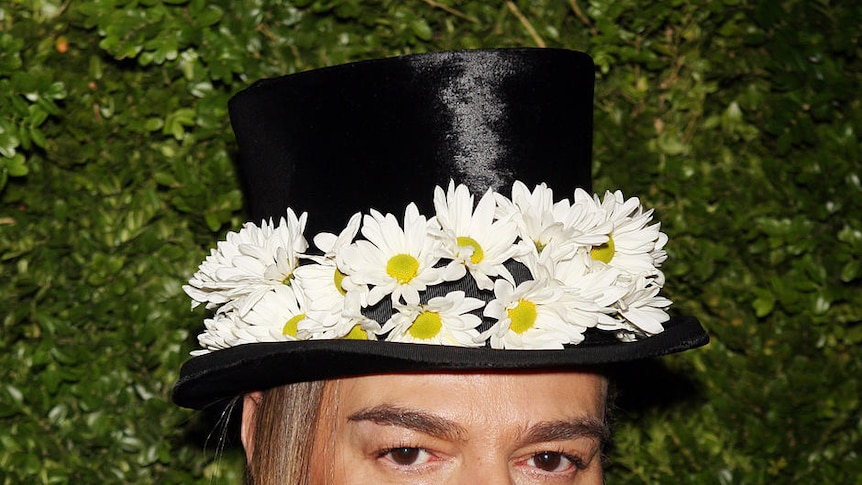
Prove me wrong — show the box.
[1,0,859,483]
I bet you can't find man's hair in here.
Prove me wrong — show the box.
[246,381,327,485]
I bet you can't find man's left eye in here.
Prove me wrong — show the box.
[527,451,583,472]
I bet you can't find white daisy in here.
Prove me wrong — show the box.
[605,276,671,336]
[551,253,627,329]
[295,262,381,340]
[192,311,246,355]
[310,212,362,260]
[183,209,308,316]
[193,285,313,353]
[577,190,667,279]
[294,260,355,336]
[379,291,484,346]
[323,290,383,340]
[294,213,370,337]
[340,204,454,306]
[495,181,567,256]
[241,284,310,341]
[552,188,615,247]
[432,181,523,290]
[480,278,576,349]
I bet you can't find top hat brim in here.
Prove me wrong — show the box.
[173,316,707,409]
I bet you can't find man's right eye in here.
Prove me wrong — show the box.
[379,447,434,466]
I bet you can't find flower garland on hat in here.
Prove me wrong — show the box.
[184,181,670,355]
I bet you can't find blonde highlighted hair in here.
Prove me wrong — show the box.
[246,381,327,485]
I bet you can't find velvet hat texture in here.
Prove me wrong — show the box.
[172,48,708,410]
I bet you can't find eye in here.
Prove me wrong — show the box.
[527,451,583,473]
[379,447,435,466]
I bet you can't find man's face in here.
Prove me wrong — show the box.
[309,371,608,484]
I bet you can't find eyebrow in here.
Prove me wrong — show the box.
[348,404,468,441]
[347,405,610,448]
[523,418,611,448]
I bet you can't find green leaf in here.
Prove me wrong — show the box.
[194,6,223,27]
[144,118,164,131]
[840,259,859,283]
[412,19,433,41]
[0,125,20,158]
[204,211,221,232]
[29,127,47,149]
[753,291,776,318]
[6,153,28,177]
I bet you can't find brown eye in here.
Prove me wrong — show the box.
[532,451,563,472]
[526,451,586,473]
[378,447,437,468]
[388,447,422,465]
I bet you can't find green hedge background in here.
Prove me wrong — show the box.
[1,0,860,483]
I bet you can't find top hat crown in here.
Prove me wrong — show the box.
[229,48,594,235]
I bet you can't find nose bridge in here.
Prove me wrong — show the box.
[451,454,514,485]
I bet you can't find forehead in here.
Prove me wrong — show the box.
[333,371,607,423]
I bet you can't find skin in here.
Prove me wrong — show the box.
[243,371,608,484]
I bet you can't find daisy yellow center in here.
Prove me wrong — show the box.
[333,268,347,296]
[386,254,420,284]
[282,313,305,337]
[408,311,443,340]
[281,272,294,286]
[534,240,546,254]
[457,236,485,264]
[508,300,537,334]
[591,235,616,264]
[344,324,368,340]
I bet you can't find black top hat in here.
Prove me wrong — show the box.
[172,49,708,410]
